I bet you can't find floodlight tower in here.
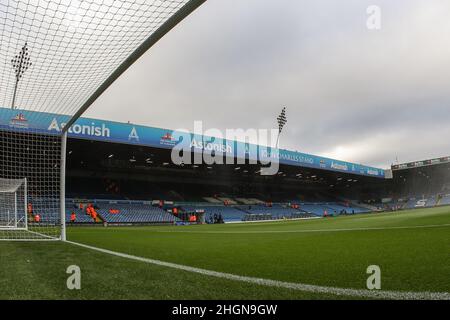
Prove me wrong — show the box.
[10,42,32,109]
[276,106,287,148]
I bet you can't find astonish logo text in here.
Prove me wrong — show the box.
[48,118,110,137]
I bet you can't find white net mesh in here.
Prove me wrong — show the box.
[0,0,193,114]
[0,0,203,240]
[0,177,24,193]
[0,178,27,231]
[0,131,61,240]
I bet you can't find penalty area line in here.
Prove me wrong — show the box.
[65,240,449,300]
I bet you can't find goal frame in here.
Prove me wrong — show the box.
[0,177,27,231]
[0,0,206,241]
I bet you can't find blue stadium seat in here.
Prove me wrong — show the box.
[98,203,179,224]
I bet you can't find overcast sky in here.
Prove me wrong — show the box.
[83,0,450,169]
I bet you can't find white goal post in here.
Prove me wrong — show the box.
[0,178,27,231]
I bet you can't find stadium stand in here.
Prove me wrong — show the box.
[65,198,360,224]
[238,203,305,217]
[243,213,273,221]
[182,205,246,222]
[65,209,95,224]
[98,203,179,224]
[323,203,368,214]
[61,193,450,225]
[62,156,450,226]
[65,199,179,224]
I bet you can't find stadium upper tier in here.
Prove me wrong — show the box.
[0,107,385,178]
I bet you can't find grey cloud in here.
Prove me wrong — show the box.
[85,0,450,168]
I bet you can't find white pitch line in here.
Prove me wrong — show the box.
[150,223,450,234]
[66,240,450,300]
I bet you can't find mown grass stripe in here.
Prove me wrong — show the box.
[66,240,450,300]
[149,223,450,234]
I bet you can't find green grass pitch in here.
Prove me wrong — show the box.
[0,206,449,299]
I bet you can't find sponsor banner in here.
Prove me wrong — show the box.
[0,107,385,178]
[392,156,450,170]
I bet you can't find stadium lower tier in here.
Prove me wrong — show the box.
[27,193,450,225]
[66,202,180,225]
[64,199,373,224]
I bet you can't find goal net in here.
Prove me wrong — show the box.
[0,130,61,240]
[0,0,205,240]
[0,178,27,231]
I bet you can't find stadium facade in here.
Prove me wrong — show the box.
[2,107,449,225]
[1,107,385,177]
